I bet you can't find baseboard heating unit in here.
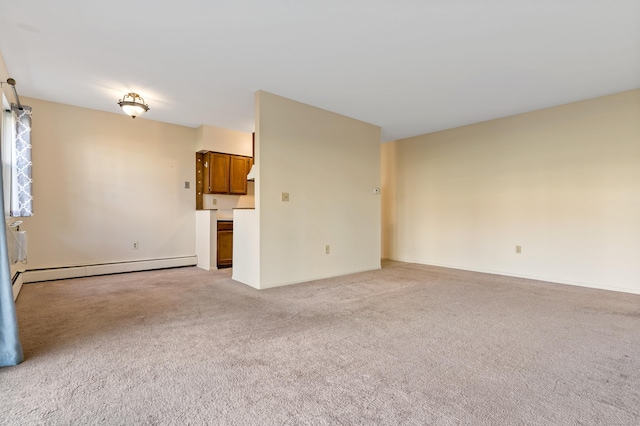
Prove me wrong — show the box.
[22,256,198,283]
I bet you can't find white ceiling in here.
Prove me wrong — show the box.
[0,1,638,141]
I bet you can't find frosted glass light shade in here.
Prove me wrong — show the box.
[121,103,148,118]
[118,93,149,118]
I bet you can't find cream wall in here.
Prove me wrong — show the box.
[195,124,252,156]
[195,211,217,270]
[201,182,255,211]
[0,52,12,107]
[382,89,640,294]
[232,208,259,286]
[256,91,381,288]
[19,97,197,270]
[231,95,262,288]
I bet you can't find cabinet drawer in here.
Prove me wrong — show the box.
[217,221,233,231]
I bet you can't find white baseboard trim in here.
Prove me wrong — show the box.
[22,256,198,283]
[389,257,640,296]
[250,264,383,290]
[196,264,218,271]
[12,272,23,301]
[231,272,260,290]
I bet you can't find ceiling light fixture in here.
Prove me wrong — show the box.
[118,92,149,119]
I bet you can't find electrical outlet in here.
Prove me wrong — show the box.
[211,198,217,206]
[324,245,330,254]
[515,245,521,254]
[184,181,190,189]
[281,192,290,202]
[133,242,139,250]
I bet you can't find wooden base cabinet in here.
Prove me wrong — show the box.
[217,221,233,268]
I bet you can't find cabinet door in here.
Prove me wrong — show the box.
[229,156,251,195]
[210,153,230,194]
[217,222,233,268]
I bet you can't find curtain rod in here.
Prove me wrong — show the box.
[2,78,23,110]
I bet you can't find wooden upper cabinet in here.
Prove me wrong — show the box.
[230,156,251,195]
[201,151,251,196]
[209,152,231,194]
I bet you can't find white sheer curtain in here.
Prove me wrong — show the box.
[0,170,23,365]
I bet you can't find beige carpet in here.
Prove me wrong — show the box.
[2,262,640,425]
